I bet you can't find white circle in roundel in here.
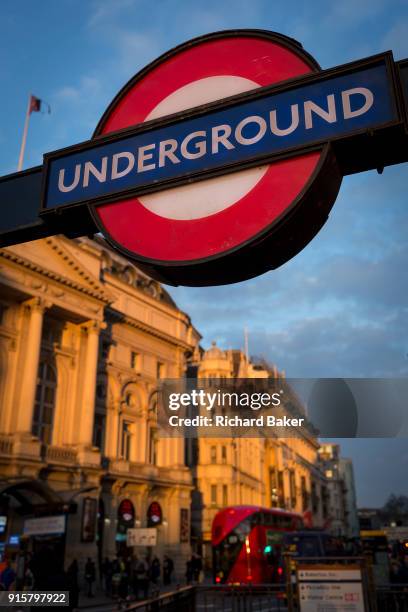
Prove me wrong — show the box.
[139,76,268,221]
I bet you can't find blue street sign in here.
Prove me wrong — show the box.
[43,59,396,212]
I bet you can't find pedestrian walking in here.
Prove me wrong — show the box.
[191,553,202,583]
[134,557,149,600]
[150,557,161,585]
[84,557,96,597]
[163,555,174,585]
[118,557,129,600]
[0,560,16,590]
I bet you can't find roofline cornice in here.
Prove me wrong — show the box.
[0,247,112,304]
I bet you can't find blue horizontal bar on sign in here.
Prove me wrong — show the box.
[43,61,396,210]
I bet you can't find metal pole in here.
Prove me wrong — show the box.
[17,94,32,171]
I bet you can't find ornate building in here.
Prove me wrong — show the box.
[0,235,200,576]
[187,342,328,564]
[0,236,356,578]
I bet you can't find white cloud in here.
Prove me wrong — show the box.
[87,0,137,28]
[55,75,103,104]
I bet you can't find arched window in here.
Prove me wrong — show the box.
[32,361,57,444]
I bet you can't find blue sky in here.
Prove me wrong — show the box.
[1,0,408,506]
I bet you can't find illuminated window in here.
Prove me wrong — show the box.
[32,361,57,444]
[221,446,227,464]
[211,485,217,505]
[326,470,333,478]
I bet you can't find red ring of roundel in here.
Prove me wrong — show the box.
[93,34,322,263]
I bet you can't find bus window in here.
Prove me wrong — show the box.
[264,530,284,565]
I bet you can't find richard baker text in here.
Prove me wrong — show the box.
[157,379,312,438]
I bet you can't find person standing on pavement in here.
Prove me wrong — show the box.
[84,557,96,597]
[66,560,79,610]
[192,553,203,583]
[0,559,16,590]
[150,557,161,585]
[163,555,174,585]
[135,557,149,600]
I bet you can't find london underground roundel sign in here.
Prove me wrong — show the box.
[90,30,342,286]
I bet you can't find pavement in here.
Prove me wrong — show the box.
[78,582,183,610]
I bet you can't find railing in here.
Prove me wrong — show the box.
[91,582,408,612]
[196,584,288,611]
[0,435,13,455]
[376,584,408,611]
[44,445,77,464]
[112,586,196,611]
[107,585,287,611]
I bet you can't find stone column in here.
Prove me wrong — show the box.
[16,297,49,435]
[78,320,105,448]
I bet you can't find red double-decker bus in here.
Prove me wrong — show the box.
[212,505,303,584]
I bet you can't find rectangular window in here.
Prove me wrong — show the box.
[290,470,297,508]
[278,471,285,508]
[270,468,278,506]
[41,316,63,347]
[211,485,217,505]
[312,482,319,514]
[210,446,217,464]
[93,413,106,451]
[100,340,110,361]
[157,361,165,379]
[221,446,227,464]
[121,421,132,461]
[301,476,309,512]
[222,485,228,507]
[32,361,57,445]
[0,304,6,326]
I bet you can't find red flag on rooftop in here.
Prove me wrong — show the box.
[29,95,50,114]
[29,95,41,114]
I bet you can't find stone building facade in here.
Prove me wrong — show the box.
[0,235,200,576]
[0,235,357,578]
[187,342,329,564]
[318,443,359,537]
